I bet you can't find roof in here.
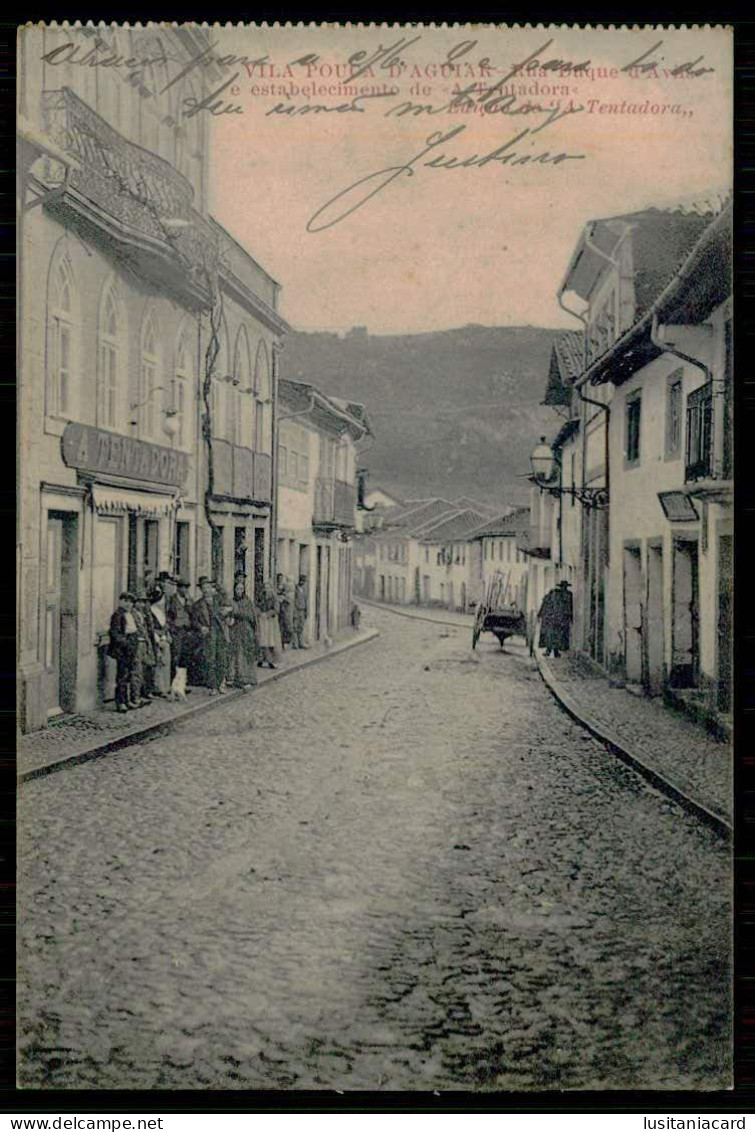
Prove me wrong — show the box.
[386,498,456,528]
[453,496,497,515]
[418,509,489,544]
[278,377,370,438]
[468,506,531,541]
[581,201,732,388]
[559,207,715,314]
[542,331,584,406]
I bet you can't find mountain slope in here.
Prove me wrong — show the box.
[280,325,565,508]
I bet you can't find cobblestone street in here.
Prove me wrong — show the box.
[18,606,731,1091]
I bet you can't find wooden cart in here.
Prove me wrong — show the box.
[471,571,527,651]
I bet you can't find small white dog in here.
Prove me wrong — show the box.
[169,667,188,702]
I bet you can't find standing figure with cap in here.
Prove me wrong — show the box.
[538,579,573,658]
[133,591,158,702]
[108,591,141,713]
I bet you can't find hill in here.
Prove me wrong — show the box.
[280,325,565,508]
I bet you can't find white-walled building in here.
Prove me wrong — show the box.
[416,509,487,610]
[276,378,371,643]
[580,205,732,719]
[467,508,530,612]
[17,26,288,731]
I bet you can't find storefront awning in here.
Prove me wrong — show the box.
[91,484,177,518]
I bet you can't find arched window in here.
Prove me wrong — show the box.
[173,329,192,449]
[233,327,253,448]
[254,340,271,452]
[97,280,123,429]
[211,316,230,440]
[140,309,161,440]
[47,252,77,419]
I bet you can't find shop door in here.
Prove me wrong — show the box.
[645,543,665,696]
[671,538,699,688]
[93,516,120,704]
[323,546,331,634]
[623,545,644,685]
[234,526,247,583]
[718,535,733,713]
[43,516,63,716]
[43,514,78,717]
[254,528,265,600]
[315,546,323,640]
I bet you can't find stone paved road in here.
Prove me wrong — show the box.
[18,607,731,1091]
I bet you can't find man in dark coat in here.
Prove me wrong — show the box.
[538,580,573,657]
[191,577,228,693]
[108,591,141,713]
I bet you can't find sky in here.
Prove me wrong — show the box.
[209,24,732,334]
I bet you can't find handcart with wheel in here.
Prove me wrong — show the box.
[471,570,527,651]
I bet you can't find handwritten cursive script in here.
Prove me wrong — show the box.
[306,124,585,232]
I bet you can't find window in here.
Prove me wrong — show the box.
[48,255,77,419]
[626,390,642,465]
[140,311,160,439]
[174,521,190,581]
[254,340,270,452]
[98,283,123,429]
[425,547,429,564]
[298,453,309,487]
[279,446,288,477]
[234,328,253,448]
[173,331,192,449]
[666,370,683,459]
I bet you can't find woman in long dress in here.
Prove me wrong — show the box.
[149,586,172,695]
[256,583,281,669]
[229,576,258,688]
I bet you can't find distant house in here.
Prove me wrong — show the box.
[467,508,531,611]
[417,509,488,610]
[276,377,371,643]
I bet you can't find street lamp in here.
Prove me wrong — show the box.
[529,436,609,509]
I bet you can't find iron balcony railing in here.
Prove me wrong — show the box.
[314,477,356,527]
[41,88,217,272]
[685,382,713,483]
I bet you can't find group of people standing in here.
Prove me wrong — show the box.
[108,571,310,712]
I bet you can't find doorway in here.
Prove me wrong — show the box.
[671,537,700,688]
[717,534,732,713]
[315,545,323,640]
[623,544,643,685]
[234,526,247,583]
[645,542,665,695]
[43,512,78,718]
[253,528,265,600]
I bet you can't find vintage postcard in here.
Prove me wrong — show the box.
[16,22,733,1091]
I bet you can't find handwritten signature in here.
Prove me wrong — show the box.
[306,123,585,233]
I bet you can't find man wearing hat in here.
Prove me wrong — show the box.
[108,591,141,713]
[538,579,573,658]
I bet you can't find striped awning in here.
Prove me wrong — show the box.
[91,484,177,518]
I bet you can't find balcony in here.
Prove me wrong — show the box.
[314,477,356,529]
[685,382,732,502]
[39,88,217,298]
[212,441,272,505]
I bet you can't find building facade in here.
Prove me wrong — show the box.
[17,26,288,731]
[468,508,530,612]
[276,379,370,644]
[528,201,732,727]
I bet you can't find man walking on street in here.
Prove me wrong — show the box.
[108,592,140,713]
[293,575,308,649]
[538,579,573,658]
